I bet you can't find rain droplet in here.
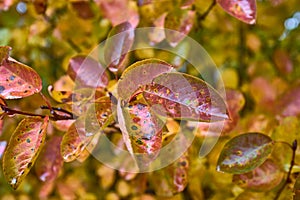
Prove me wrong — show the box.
[284,18,299,30]
[16,2,27,14]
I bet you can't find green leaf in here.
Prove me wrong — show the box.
[0,55,42,99]
[217,0,257,24]
[2,116,49,189]
[117,58,174,101]
[85,96,114,136]
[68,55,108,88]
[60,120,93,162]
[217,132,274,174]
[164,9,195,47]
[232,159,284,191]
[35,136,63,182]
[117,99,165,169]
[104,21,135,72]
[143,72,228,121]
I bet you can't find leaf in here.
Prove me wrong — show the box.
[143,72,228,121]
[117,58,173,101]
[76,132,101,162]
[151,153,189,196]
[217,0,257,24]
[2,116,49,189]
[60,120,93,162]
[0,57,42,99]
[0,141,7,159]
[0,46,11,64]
[117,99,165,169]
[276,84,300,117]
[164,9,195,47]
[33,0,47,14]
[273,49,293,75]
[85,96,114,136]
[216,132,274,174]
[48,85,94,103]
[232,159,284,191]
[95,0,139,28]
[71,1,94,19]
[35,136,63,182]
[0,119,3,136]
[68,55,108,88]
[104,21,135,72]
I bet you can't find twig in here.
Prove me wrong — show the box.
[197,0,217,21]
[274,140,297,200]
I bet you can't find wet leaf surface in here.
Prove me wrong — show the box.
[104,21,134,72]
[217,132,274,174]
[117,99,165,169]
[143,72,228,121]
[217,0,257,24]
[35,136,63,182]
[85,96,114,136]
[2,116,49,189]
[68,55,108,88]
[0,57,42,99]
[117,58,173,101]
[232,159,284,191]
[60,119,93,162]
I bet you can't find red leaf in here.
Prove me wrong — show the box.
[117,99,165,168]
[276,84,300,117]
[0,0,14,11]
[117,58,173,101]
[95,0,139,28]
[152,153,189,196]
[217,0,257,24]
[33,0,47,14]
[104,21,135,72]
[164,9,195,47]
[233,159,284,191]
[71,1,94,19]
[273,49,293,75]
[60,120,93,162]
[0,56,42,99]
[35,136,63,182]
[2,116,49,189]
[143,72,228,122]
[85,96,114,136]
[68,55,108,88]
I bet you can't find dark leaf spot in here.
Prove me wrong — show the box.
[9,75,16,81]
[26,138,31,143]
[0,86,5,94]
[27,162,32,168]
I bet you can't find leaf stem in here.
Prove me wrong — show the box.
[274,139,297,200]
[198,0,217,21]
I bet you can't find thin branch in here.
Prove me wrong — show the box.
[197,0,217,21]
[274,140,297,200]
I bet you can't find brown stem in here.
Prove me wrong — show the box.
[274,140,297,200]
[198,0,217,21]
